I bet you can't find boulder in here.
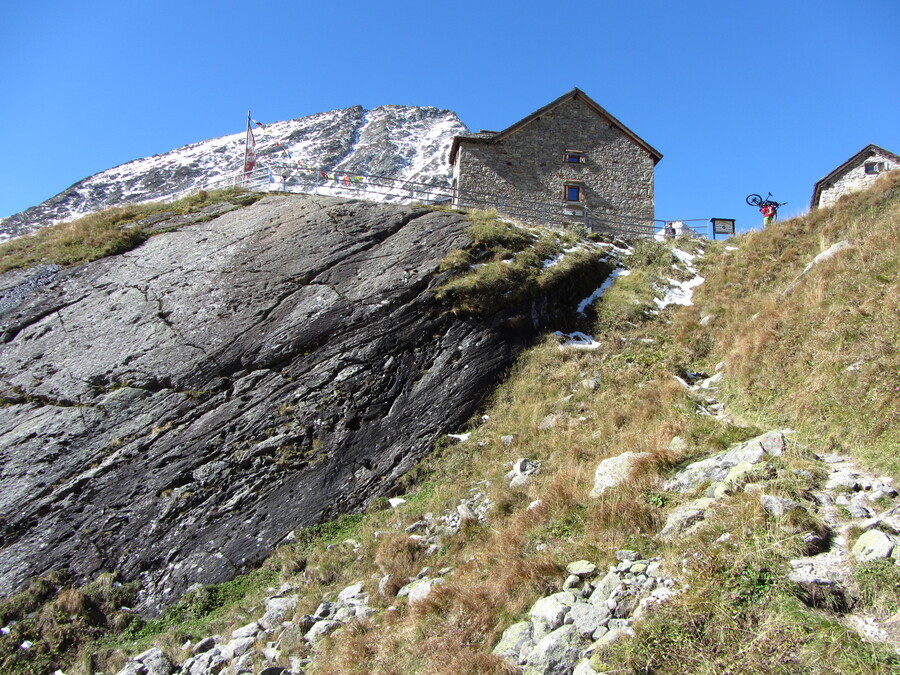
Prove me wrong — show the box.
[231,622,261,639]
[259,596,298,630]
[132,648,173,675]
[524,624,584,675]
[569,602,611,638]
[566,560,597,578]
[760,495,804,518]
[590,452,651,497]
[852,530,895,562]
[663,431,786,493]
[530,591,577,641]
[305,620,343,643]
[492,621,535,665]
[658,498,715,540]
[589,571,622,606]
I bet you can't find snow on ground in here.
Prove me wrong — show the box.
[577,268,630,315]
[654,246,705,309]
[553,331,602,350]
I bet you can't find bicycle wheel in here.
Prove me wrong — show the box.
[746,194,763,207]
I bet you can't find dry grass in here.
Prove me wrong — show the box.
[11,176,899,673]
[0,187,262,274]
[696,169,900,473]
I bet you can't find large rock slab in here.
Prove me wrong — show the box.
[663,431,786,493]
[0,195,603,612]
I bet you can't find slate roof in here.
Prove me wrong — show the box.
[449,88,663,165]
[810,144,900,209]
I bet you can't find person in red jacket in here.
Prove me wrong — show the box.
[760,203,777,226]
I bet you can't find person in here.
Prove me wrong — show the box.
[760,203,777,226]
[664,222,676,238]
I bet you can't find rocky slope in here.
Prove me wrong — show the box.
[0,105,468,241]
[0,193,606,613]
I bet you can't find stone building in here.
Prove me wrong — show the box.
[449,88,662,232]
[811,144,899,210]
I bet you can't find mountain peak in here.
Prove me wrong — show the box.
[0,104,470,241]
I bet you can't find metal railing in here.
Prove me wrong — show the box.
[204,163,708,240]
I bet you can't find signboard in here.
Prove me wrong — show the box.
[711,218,735,237]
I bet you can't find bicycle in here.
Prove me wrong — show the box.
[746,192,786,208]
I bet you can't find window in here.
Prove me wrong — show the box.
[564,151,585,163]
[565,184,582,202]
[864,161,886,175]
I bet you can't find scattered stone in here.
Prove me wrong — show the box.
[826,472,860,491]
[760,495,804,518]
[507,458,541,488]
[569,602,611,638]
[852,530,895,562]
[305,620,343,643]
[523,624,583,675]
[388,498,406,508]
[538,414,560,430]
[580,376,601,390]
[589,571,621,606]
[231,622,261,640]
[135,648,174,675]
[698,372,723,389]
[590,452,651,497]
[663,431,786,493]
[572,660,597,675]
[220,636,256,661]
[566,560,597,578]
[259,596,298,630]
[590,625,635,650]
[192,636,217,655]
[530,591,577,641]
[457,503,478,522]
[658,498,714,539]
[668,436,688,454]
[407,578,443,604]
[337,583,366,603]
[492,621,535,665]
[501,435,515,446]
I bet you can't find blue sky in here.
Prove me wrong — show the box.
[2,0,898,234]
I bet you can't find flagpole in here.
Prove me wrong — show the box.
[242,110,251,186]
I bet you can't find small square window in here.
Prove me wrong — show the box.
[864,161,885,175]
[565,185,582,202]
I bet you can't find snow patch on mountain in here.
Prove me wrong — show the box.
[0,104,469,241]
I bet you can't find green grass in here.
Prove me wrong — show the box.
[0,187,263,274]
[697,169,900,474]
[435,210,611,314]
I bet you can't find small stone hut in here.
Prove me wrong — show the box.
[811,144,899,210]
[449,88,662,231]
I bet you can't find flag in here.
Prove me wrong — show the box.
[252,117,292,159]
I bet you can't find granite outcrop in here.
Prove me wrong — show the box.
[0,194,603,612]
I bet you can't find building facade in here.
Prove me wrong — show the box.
[450,89,662,232]
[811,144,900,210]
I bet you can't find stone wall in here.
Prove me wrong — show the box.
[818,150,899,208]
[453,97,656,226]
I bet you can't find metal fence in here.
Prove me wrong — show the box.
[204,163,709,239]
